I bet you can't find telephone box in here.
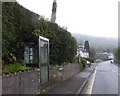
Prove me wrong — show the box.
[24,36,49,87]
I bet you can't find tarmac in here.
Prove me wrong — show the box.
[41,63,97,95]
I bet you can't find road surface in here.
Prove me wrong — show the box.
[82,61,119,95]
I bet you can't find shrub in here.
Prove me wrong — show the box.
[80,57,86,70]
[83,57,94,63]
[3,63,31,74]
[73,56,79,63]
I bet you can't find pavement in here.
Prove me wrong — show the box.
[41,63,97,95]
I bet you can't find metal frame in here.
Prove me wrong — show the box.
[24,35,49,88]
[38,36,49,88]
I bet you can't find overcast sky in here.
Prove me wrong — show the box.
[17,0,119,38]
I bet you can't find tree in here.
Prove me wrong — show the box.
[2,2,16,64]
[32,18,77,65]
[89,47,96,59]
[84,40,90,54]
[114,47,120,64]
[2,2,77,65]
[2,2,39,64]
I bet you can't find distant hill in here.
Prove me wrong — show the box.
[72,33,118,53]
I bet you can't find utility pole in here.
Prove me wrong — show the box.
[51,0,57,23]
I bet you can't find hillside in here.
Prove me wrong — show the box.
[72,33,118,52]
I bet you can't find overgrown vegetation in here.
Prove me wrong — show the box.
[2,2,77,66]
[73,56,79,64]
[83,57,94,63]
[114,47,120,64]
[80,57,86,71]
[3,63,31,74]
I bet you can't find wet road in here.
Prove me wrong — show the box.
[82,61,119,95]
[92,61,118,94]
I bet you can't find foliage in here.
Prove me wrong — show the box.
[3,63,31,74]
[2,2,38,64]
[32,19,77,65]
[114,47,120,64]
[2,2,77,65]
[73,56,79,63]
[83,57,94,63]
[84,40,90,54]
[52,1,57,12]
[80,57,86,70]
[89,47,96,59]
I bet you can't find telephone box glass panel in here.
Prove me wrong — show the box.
[24,46,29,63]
[40,40,48,64]
[41,66,48,85]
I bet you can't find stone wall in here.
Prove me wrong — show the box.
[2,64,80,94]
[2,69,39,94]
[63,64,80,79]
[49,64,80,85]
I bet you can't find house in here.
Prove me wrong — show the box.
[77,44,89,58]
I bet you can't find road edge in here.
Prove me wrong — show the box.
[76,67,95,95]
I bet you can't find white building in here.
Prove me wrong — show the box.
[80,50,89,58]
[77,44,89,58]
